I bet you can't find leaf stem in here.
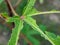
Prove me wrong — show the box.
[5,0,18,16]
[24,18,55,45]
[33,26,55,45]
[28,11,60,16]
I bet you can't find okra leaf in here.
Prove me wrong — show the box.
[27,35,40,45]
[45,31,60,45]
[24,17,55,45]
[26,8,38,16]
[23,0,36,15]
[7,16,23,45]
[0,12,9,19]
[22,24,40,45]
[6,16,20,22]
[22,24,46,45]
[39,24,46,32]
[16,0,28,15]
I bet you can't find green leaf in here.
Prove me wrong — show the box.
[22,23,30,34]
[23,0,36,15]
[22,23,40,45]
[24,17,55,45]
[16,0,28,15]
[26,8,38,16]
[39,24,46,32]
[27,35,40,45]
[1,12,9,18]
[6,16,20,22]
[27,11,60,16]
[0,0,3,4]
[8,16,23,45]
[45,31,60,45]
[27,24,46,35]
[26,29,40,45]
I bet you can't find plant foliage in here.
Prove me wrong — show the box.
[0,0,60,45]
